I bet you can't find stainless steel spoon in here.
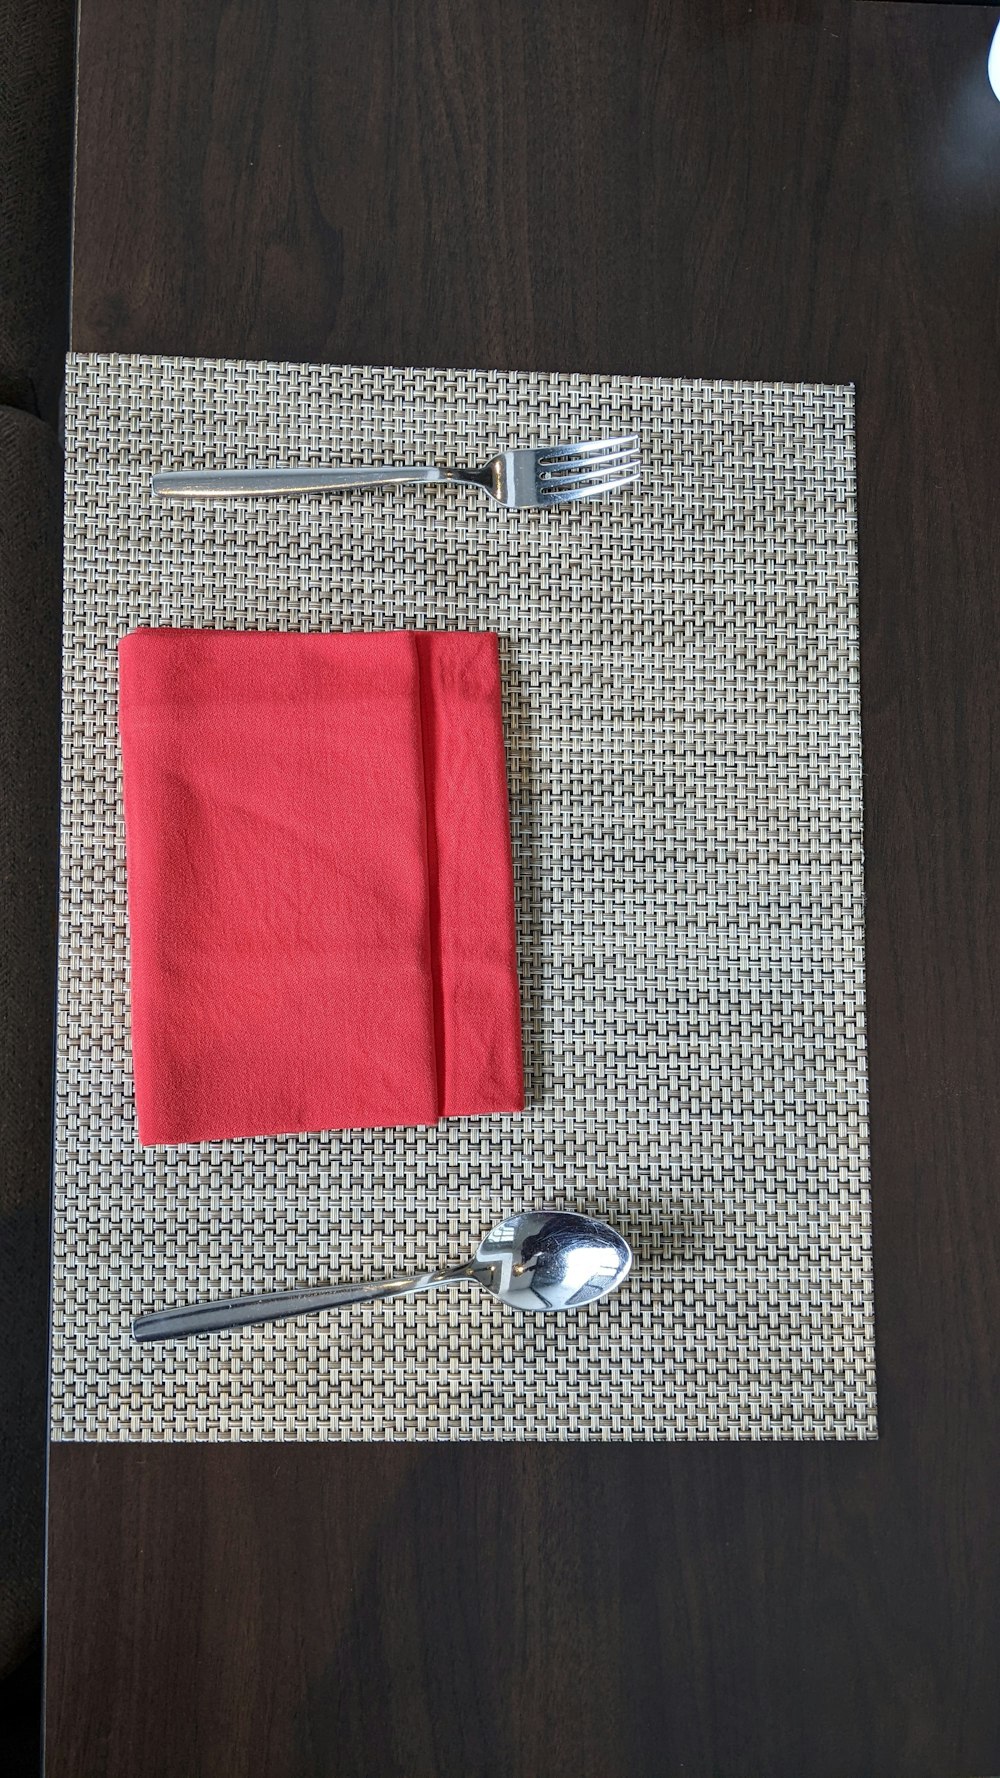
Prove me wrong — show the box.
[132,1210,632,1342]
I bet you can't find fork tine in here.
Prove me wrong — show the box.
[539,448,640,485]
[539,439,640,464]
[537,451,637,487]
[538,469,641,506]
[536,434,639,466]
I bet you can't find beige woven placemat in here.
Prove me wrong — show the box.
[51,352,875,1441]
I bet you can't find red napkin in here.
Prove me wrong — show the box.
[118,628,524,1146]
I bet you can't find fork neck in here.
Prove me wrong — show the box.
[439,465,492,490]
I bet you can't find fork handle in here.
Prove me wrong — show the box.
[152,465,453,499]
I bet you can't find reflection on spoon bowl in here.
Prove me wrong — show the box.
[474,1210,633,1311]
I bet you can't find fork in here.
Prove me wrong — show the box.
[151,435,640,509]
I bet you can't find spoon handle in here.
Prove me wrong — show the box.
[132,1269,466,1342]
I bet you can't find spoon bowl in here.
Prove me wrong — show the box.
[471,1210,632,1311]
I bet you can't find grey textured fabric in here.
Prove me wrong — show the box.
[52,354,875,1442]
[0,404,62,1671]
[0,0,74,422]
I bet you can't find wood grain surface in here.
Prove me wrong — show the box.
[51,2,1000,1774]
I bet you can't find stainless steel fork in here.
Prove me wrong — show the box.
[151,435,641,509]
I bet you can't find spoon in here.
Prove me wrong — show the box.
[132,1210,632,1342]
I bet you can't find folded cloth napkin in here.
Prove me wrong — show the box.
[118,628,524,1145]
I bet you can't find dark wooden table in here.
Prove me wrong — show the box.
[47,3,1000,1774]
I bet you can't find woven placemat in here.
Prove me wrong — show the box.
[51,353,875,1441]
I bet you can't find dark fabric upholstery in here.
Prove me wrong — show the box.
[0,0,75,422]
[0,403,62,1676]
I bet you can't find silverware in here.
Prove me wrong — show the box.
[132,1210,633,1341]
[151,435,641,509]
